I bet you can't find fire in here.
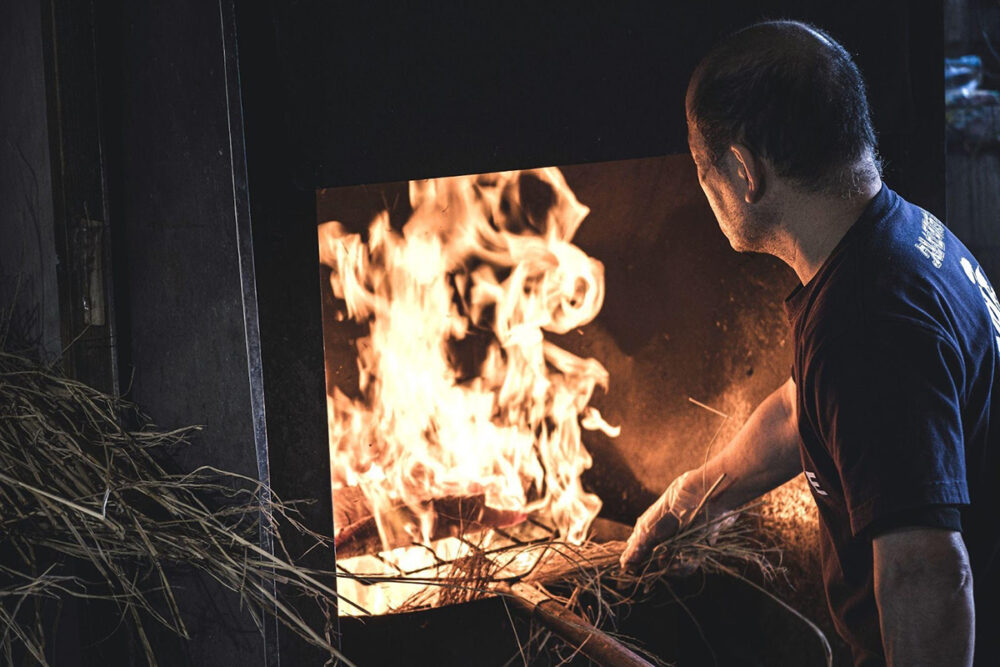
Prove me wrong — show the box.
[319,168,616,559]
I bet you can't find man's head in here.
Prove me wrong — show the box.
[686,21,881,253]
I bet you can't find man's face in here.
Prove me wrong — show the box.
[686,115,773,253]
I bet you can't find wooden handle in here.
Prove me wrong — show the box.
[498,581,653,667]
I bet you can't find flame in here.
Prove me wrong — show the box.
[319,168,615,553]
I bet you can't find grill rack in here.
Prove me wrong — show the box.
[334,516,561,614]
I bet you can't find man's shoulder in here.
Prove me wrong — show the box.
[807,196,958,339]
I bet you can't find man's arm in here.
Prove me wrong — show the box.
[693,376,803,516]
[621,377,802,569]
[873,527,974,667]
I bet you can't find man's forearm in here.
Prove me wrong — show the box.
[620,378,804,570]
[874,528,974,666]
[685,378,803,516]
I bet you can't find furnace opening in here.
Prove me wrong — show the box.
[318,167,616,615]
[316,154,811,619]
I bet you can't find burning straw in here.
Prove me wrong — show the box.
[335,503,832,667]
[0,342,352,666]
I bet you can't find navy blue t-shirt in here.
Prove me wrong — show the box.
[784,185,999,667]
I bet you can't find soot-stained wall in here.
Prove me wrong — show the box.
[0,0,60,359]
[560,156,797,513]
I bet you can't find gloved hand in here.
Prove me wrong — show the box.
[619,470,722,573]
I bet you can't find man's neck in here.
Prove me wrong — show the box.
[776,179,882,285]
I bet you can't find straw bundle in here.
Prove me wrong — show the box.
[0,343,351,666]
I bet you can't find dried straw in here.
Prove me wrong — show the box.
[337,500,831,666]
[0,338,353,666]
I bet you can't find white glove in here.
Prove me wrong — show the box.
[619,470,724,572]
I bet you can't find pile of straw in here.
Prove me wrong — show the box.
[0,344,350,666]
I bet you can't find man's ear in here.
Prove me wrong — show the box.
[729,143,765,204]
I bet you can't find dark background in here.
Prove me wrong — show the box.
[274,1,944,211]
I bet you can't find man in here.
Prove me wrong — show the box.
[620,21,998,667]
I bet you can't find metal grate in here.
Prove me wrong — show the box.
[334,517,560,615]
